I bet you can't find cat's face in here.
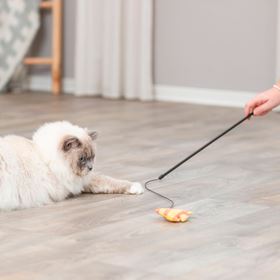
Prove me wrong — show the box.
[61,131,98,177]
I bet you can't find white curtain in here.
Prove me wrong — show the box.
[74,0,153,100]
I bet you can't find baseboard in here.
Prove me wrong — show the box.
[27,76,257,108]
[155,85,256,108]
[27,75,75,94]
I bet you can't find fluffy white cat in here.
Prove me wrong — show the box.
[0,121,143,210]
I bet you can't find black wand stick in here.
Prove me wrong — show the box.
[145,112,254,208]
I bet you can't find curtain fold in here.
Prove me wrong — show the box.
[75,0,153,100]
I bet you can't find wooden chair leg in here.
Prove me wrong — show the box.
[24,0,63,95]
[52,0,62,95]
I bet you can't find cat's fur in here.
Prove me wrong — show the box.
[0,121,143,210]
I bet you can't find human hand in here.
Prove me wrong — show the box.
[244,86,280,116]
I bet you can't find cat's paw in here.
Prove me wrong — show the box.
[129,182,144,195]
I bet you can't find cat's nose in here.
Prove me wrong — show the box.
[87,163,93,171]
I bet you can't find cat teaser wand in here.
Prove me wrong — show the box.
[145,113,253,223]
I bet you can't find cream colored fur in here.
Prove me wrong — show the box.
[0,121,143,210]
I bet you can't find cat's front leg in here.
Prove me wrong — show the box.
[83,173,144,195]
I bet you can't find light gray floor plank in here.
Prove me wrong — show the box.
[0,92,280,279]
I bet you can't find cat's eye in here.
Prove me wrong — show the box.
[79,156,85,162]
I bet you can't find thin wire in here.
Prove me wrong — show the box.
[144,178,175,208]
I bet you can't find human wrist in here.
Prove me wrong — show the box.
[272,79,280,93]
[274,80,280,88]
[272,84,280,104]
[273,84,280,91]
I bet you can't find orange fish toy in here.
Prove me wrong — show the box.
[156,208,192,223]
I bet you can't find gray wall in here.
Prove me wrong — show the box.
[29,0,76,78]
[30,0,278,92]
[154,0,278,92]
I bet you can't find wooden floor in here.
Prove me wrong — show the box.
[1,92,280,280]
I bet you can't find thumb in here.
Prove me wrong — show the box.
[253,100,272,116]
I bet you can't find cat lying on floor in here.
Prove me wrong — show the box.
[0,121,143,210]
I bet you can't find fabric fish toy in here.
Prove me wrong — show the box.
[156,208,192,223]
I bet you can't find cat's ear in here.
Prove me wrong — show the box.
[88,131,98,141]
[62,137,81,152]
